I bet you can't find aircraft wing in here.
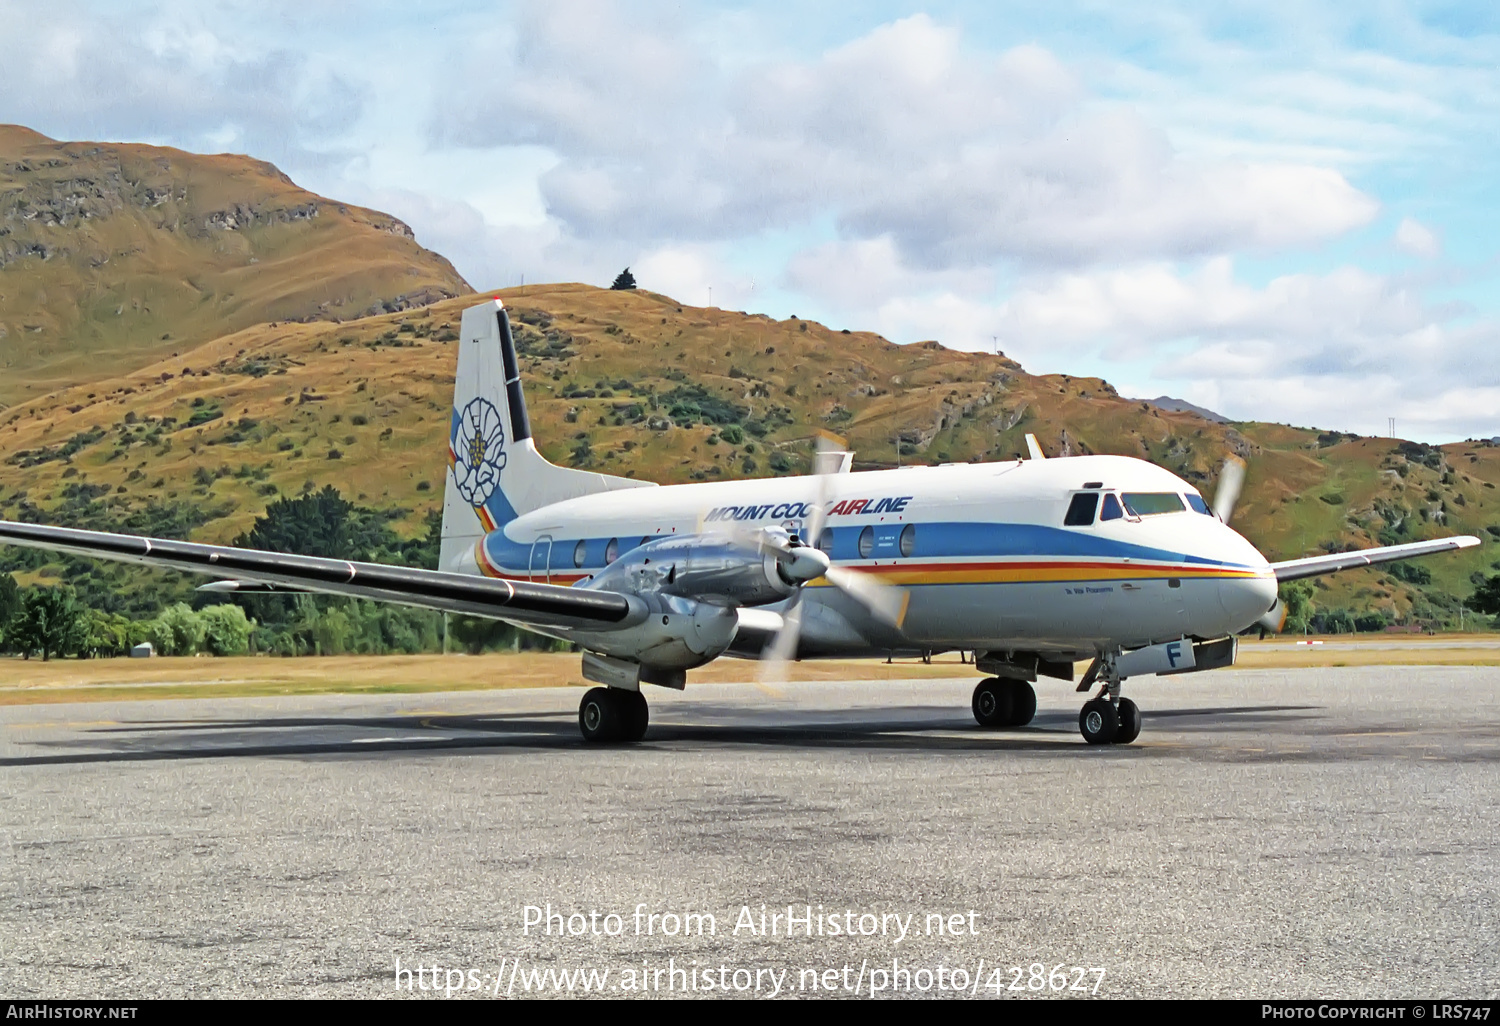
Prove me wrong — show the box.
[1270,535,1482,582]
[0,520,641,629]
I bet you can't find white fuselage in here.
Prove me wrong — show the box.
[454,453,1278,660]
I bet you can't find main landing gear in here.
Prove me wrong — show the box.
[579,687,649,743]
[971,677,1037,728]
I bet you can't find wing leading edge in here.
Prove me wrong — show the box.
[0,520,641,629]
[1270,535,1482,582]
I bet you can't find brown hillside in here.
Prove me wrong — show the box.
[0,283,1493,623]
[0,125,470,406]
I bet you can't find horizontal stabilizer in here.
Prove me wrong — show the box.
[196,580,309,594]
[1271,535,1481,581]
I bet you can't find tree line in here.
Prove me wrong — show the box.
[0,485,566,660]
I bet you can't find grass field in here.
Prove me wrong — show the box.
[1,637,1495,705]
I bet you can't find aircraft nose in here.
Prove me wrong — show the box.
[1217,573,1279,631]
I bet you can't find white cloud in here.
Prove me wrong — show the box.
[783,236,994,313]
[799,256,1498,439]
[631,245,758,310]
[1395,216,1441,258]
[435,7,1378,270]
[0,0,364,168]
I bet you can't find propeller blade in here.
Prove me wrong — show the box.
[1213,456,1246,523]
[758,432,848,690]
[758,595,805,688]
[1256,597,1286,635]
[824,565,910,628]
[803,430,846,546]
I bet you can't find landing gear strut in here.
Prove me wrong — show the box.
[971,677,1036,728]
[579,687,649,743]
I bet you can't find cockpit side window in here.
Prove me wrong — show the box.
[1100,493,1124,521]
[1063,492,1099,526]
[1185,493,1213,516]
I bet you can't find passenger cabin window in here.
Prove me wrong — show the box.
[1122,492,1186,517]
[605,538,620,563]
[899,523,917,557]
[1100,493,1124,521]
[857,526,876,558]
[573,540,587,567]
[1063,492,1099,526]
[1186,494,1213,516]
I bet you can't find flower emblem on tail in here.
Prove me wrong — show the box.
[452,398,507,507]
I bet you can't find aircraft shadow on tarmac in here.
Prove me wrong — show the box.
[0,703,1324,767]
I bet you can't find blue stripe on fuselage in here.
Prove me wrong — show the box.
[481,519,1253,575]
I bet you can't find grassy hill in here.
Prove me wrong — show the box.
[0,125,469,407]
[0,282,1493,627]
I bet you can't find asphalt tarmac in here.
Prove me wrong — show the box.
[2,666,1498,1000]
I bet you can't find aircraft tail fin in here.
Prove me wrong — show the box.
[439,298,655,576]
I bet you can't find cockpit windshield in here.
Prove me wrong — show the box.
[1185,493,1214,516]
[1121,492,1186,517]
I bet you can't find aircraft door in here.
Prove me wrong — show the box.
[529,536,553,582]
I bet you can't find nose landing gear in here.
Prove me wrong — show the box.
[1077,656,1142,745]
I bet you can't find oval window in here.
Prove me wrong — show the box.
[858,526,875,559]
[817,528,834,554]
[572,540,587,568]
[605,537,619,563]
[899,523,917,557]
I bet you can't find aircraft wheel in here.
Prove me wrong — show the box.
[1079,699,1119,745]
[579,687,623,743]
[972,678,1011,728]
[1113,698,1142,745]
[1007,680,1037,727]
[620,689,649,742]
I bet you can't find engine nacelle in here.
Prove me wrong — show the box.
[583,534,796,608]
[567,591,741,673]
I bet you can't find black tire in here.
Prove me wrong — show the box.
[620,689,649,742]
[1007,680,1037,727]
[1079,699,1118,745]
[972,678,1011,728]
[579,687,621,743]
[1113,697,1142,745]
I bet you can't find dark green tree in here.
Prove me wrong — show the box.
[237,485,360,560]
[8,588,85,661]
[1280,581,1315,634]
[0,572,19,637]
[1471,574,1500,616]
[610,267,637,290]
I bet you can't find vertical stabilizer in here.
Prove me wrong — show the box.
[439,298,655,575]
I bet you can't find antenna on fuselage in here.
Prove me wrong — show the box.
[1024,434,1047,460]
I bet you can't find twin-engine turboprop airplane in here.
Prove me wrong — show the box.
[0,299,1481,745]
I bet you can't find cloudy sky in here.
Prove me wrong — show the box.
[4,1,1499,442]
